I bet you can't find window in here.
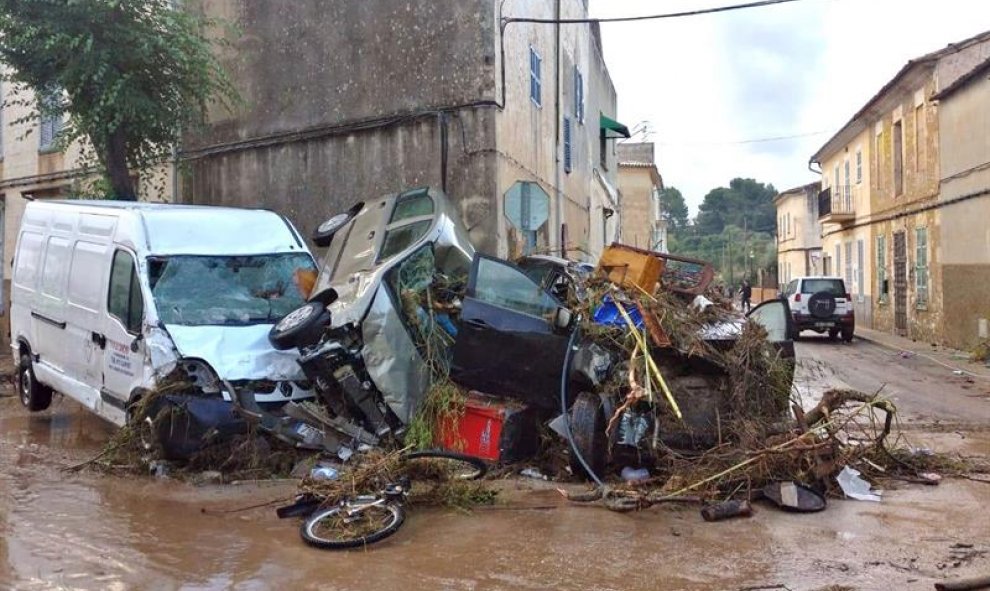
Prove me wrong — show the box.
[599,129,608,170]
[844,242,853,290]
[68,241,108,312]
[529,47,542,107]
[856,150,862,184]
[801,278,845,296]
[563,116,572,173]
[915,227,928,306]
[834,244,840,278]
[473,257,558,319]
[108,250,144,333]
[914,105,924,172]
[893,120,904,196]
[874,130,883,194]
[786,212,791,237]
[13,231,44,290]
[843,160,851,208]
[833,165,840,199]
[38,88,64,152]
[876,235,887,303]
[856,239,864,297]
[0,81,4,159]
[574,66,584,123]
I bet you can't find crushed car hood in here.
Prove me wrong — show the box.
[165,324,307,381]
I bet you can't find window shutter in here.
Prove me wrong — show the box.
[563,117,572,173]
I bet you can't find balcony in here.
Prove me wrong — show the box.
[818,186,856,225]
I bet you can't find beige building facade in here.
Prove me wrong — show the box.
[933,57,990,347]
[810,30,990,345]
[773,182,822,288]
[616,142,665,252]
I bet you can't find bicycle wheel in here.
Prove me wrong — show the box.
[300,501,406,550]
[404,450,488,481]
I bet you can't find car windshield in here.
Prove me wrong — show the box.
[149,254,317,326]
[802,279,845,295]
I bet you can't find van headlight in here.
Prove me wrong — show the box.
[177,359,222,395]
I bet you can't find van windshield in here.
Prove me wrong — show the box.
[148,254,317,326]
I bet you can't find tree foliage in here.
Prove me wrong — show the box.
[668,178,779,286]
[659,186,689,231]
[0,0,238,200]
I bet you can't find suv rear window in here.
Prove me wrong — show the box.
[801,279,845,296]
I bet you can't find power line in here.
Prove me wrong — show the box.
[658,129,831,146]
[502,0,813,26]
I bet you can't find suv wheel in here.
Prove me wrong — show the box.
[807,291,837,319]
[841,326,854,342]
[828,327,839,341]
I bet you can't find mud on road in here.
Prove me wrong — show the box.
[1,343,989,591]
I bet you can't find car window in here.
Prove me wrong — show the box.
[473,257,558,319]
[747,300,789,342]
[785,280,798,296]
[801,279,845,295]
[379,220,432,260]
[108,250,144,334]
[390,192,433,223]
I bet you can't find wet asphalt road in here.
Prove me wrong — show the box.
[0,340,988,591]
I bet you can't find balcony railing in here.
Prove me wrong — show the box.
[818,185,856,223]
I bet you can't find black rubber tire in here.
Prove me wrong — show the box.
[268,301,330,351]
[828,327,840,341]
[300,502,405,550]
[841,327,854,343]
[807,291,837,319]
[568,391,607,481]
[312,202,362,247]
[404,449,488,480]
[18,352,52,411]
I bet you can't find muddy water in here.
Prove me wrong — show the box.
[2,393,989,591]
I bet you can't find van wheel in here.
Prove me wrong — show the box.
[18,353,53,411]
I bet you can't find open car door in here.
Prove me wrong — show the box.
[451,254,573,409]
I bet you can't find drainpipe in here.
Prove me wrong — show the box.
[553,0,562,256]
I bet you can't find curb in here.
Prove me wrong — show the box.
[856,330,990,381]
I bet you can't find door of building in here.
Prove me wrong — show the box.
[893,231,907,335]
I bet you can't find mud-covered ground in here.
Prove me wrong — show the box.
[1,337,988,591]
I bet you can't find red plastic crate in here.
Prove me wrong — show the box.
[440,392,538,463]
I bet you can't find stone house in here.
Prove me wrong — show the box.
[773,182,822,289]
[183,0,628,263]
[809,30,990,344]
[616,142,665,252]
[932,56,990,347]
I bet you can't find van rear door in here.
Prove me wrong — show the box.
[99,249,147,419]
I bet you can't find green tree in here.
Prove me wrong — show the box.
[659,186,689,232]
[0,0,237,200]
[694,178,777,236]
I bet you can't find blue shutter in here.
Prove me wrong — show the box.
[563,116,572,173]
[529,48,541,106]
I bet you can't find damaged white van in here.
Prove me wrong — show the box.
[10,200,317,454]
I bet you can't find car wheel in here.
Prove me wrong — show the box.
[312,202,362,248]
[828,327,839,341]
[841,327,854,342]
[568,392,607,481]
[268,301,331,351]
[18,352,53,411]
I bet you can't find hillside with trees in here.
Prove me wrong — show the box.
[664,178,778,288]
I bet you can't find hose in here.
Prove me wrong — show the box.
[559,324,605,487]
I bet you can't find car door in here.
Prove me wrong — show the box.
[451,254,571,408]
[100,249,147,418]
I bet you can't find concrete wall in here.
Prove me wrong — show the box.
[937,66,990,348]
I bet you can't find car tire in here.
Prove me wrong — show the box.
[268,301,331,351]
[312,202,362,248]
[807,292,837,320]
[841,327,854,343]
[828,327,839,341]
[568,391,607,481]
[18,352,53,411]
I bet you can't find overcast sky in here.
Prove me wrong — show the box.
[589,0,989,215]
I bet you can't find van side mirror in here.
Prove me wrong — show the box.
[554,307,573,330]
[130,333,144,353]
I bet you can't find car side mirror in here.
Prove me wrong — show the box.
[554,307,573,330]
[130,332,144,353]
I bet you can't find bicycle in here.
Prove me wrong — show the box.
[287,449,487,550]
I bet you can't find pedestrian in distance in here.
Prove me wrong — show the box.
[738,279,752,312]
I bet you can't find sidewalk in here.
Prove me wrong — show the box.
[855,326,990,380]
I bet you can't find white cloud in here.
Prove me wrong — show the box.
[591,0,988,215]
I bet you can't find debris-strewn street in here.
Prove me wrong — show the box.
[2,335,987,591]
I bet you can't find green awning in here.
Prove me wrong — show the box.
[600,114,631,139]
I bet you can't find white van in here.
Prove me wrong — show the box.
[10,200,317,446]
